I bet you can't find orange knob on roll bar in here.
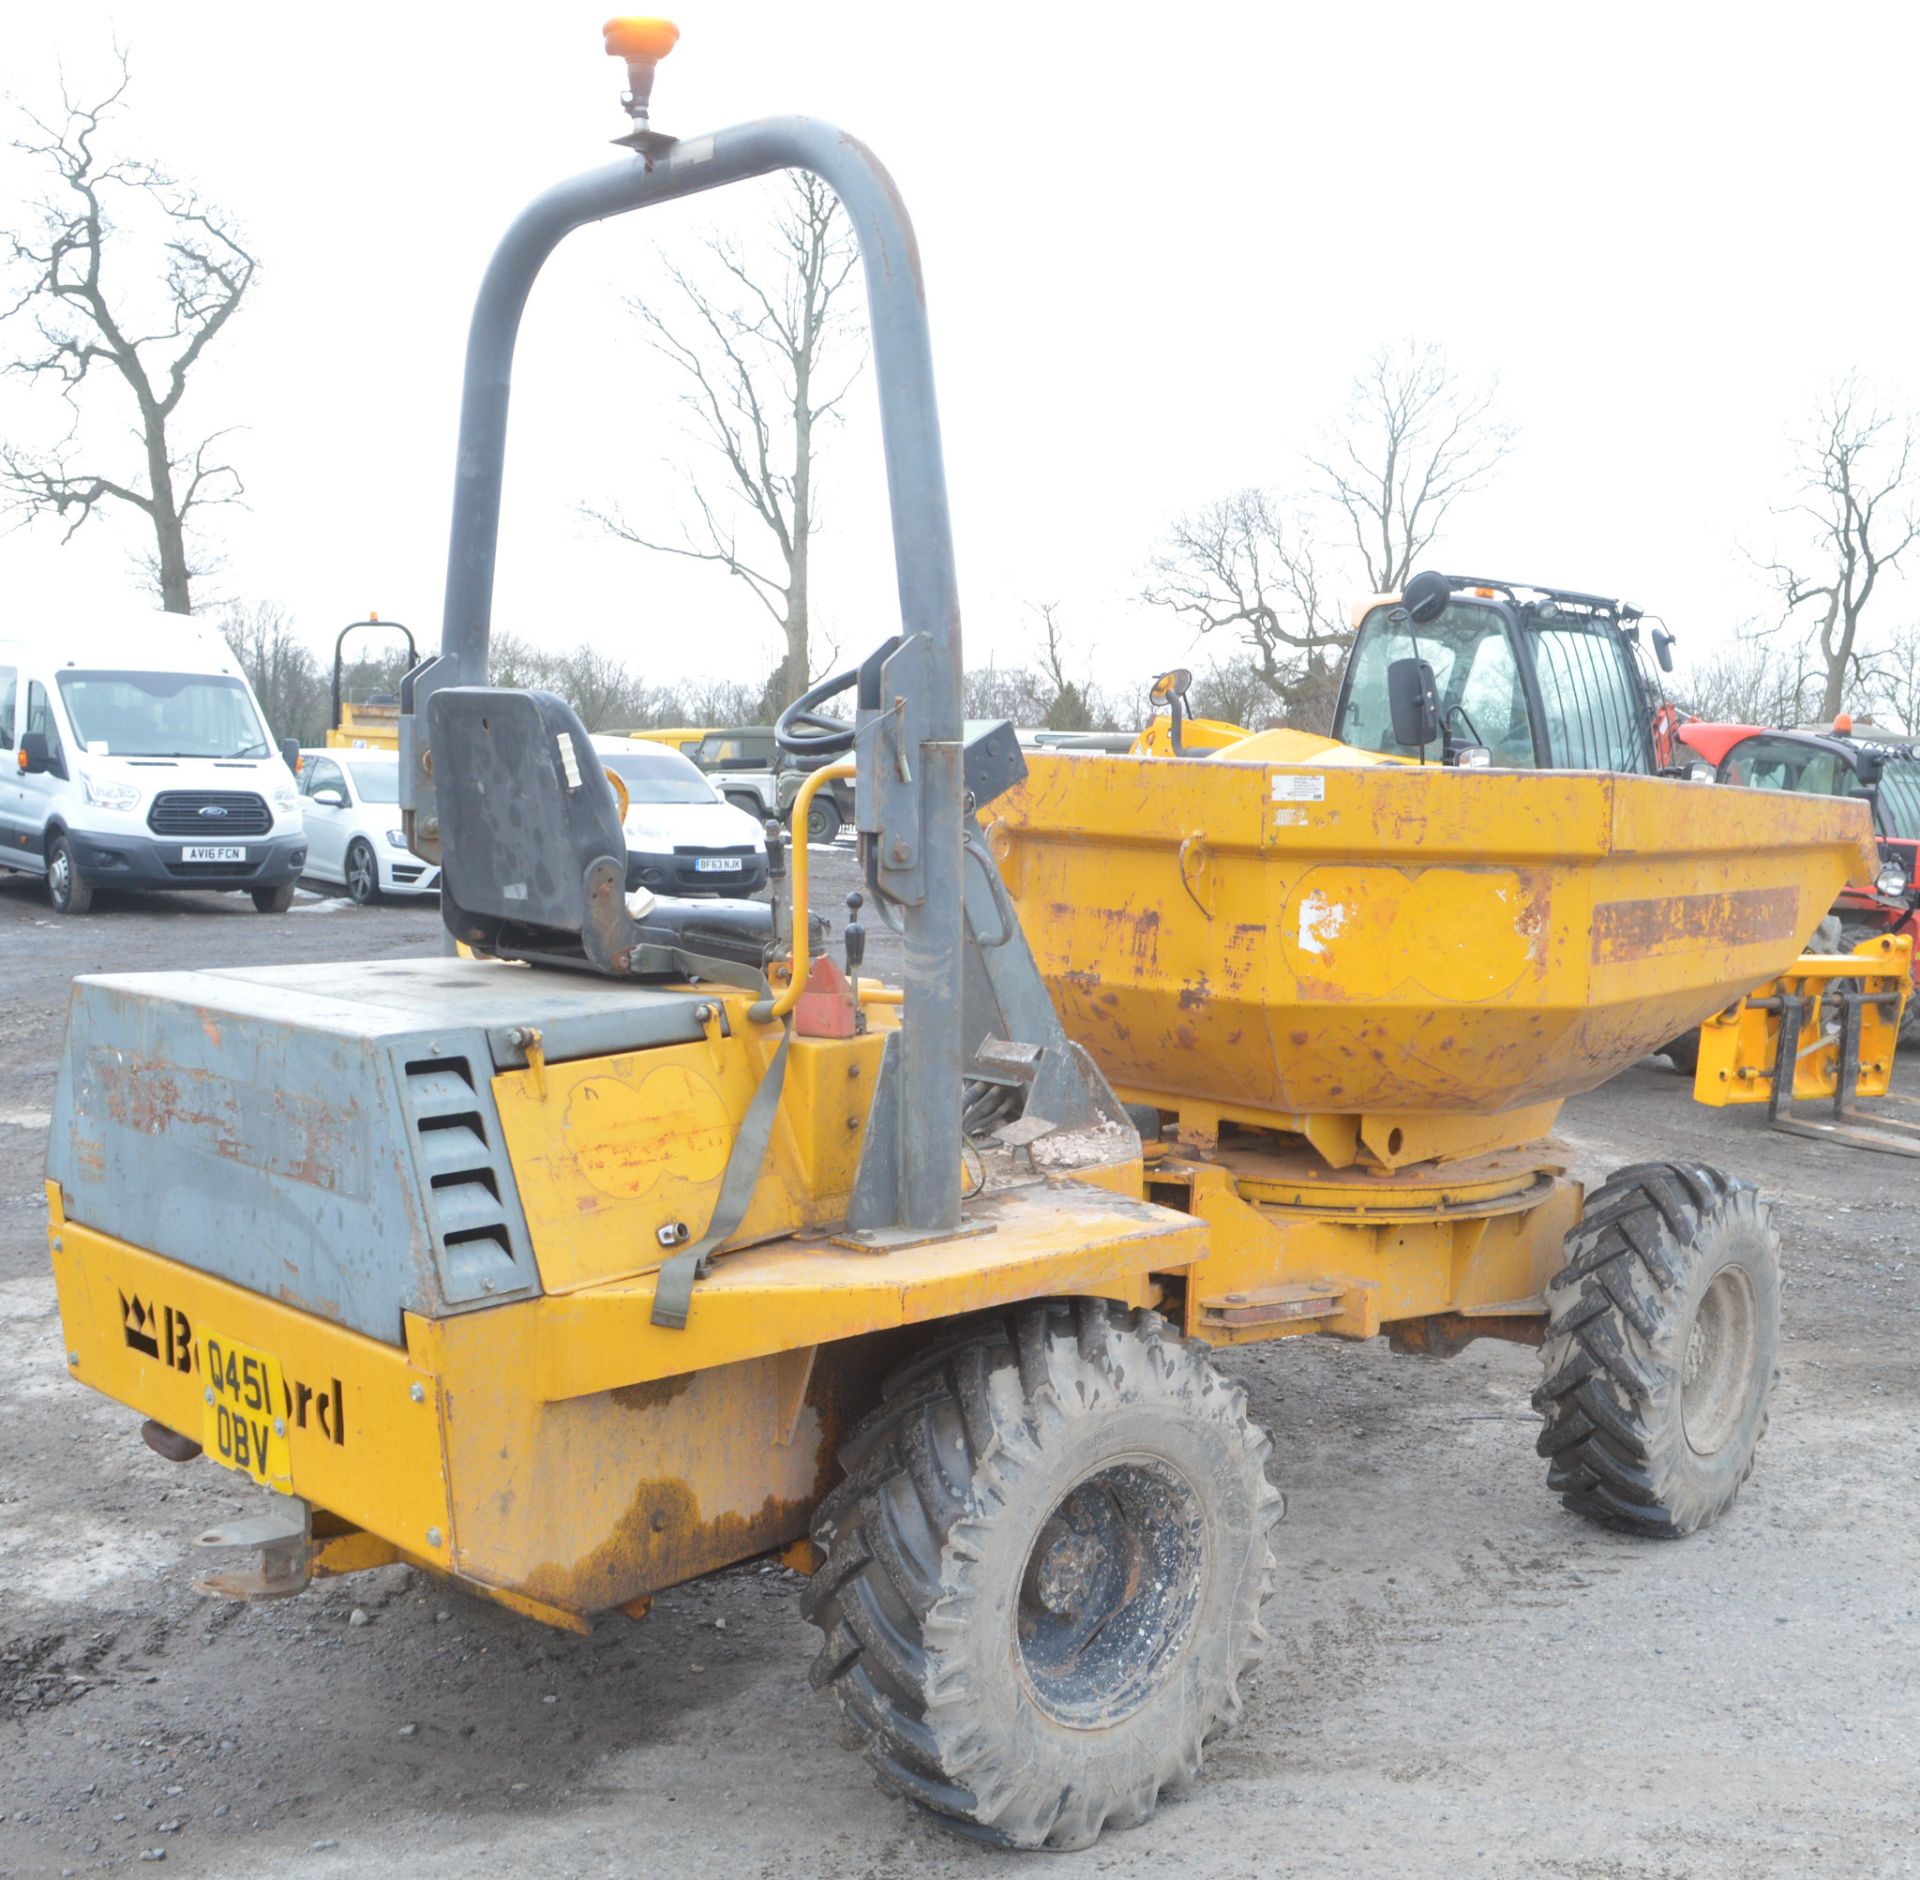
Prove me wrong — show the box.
[604,17,680,62]
[604,17,680,155]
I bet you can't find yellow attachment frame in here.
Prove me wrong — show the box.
[1692,932,1917,1155]
[1693,932,1910,1106]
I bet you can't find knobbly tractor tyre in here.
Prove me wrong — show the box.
[803,1299,1281,1851]
[1534,1163,1779,1538]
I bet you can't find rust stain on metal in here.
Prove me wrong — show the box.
[1386,1313,1547,1356]
[1591,887,1799,965]
[610,1375,694,1413]
[520,1478,814,1612]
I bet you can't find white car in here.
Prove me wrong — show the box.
[297,749,440,902]
[593,736,770,896]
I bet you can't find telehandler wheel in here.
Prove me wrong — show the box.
[1534,1163,1778,1538]
[1659,1030,1700,1076]
[802,1299,1281,1852]
[1839,920,1920,1042]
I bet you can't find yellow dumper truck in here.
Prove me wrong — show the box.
[46,21,1875,1852]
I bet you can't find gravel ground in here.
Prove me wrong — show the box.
[1,856,1916,1878]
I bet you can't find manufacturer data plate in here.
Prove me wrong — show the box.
[1269,774,1326,803]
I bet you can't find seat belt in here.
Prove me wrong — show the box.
[650,1028,791,1330]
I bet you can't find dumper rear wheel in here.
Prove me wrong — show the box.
[1534,1163,1778,1537]
[803,1299,1281,1851]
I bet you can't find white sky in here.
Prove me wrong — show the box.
[3,2,1917,707]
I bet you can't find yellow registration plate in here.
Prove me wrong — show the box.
[201,1331,293,1492]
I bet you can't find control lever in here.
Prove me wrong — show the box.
[844,891,866,976]
[764,816,789,948]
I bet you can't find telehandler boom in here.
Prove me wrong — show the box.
[46,20,1876,1852]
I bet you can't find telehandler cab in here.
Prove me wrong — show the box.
[47,20,1878,1851]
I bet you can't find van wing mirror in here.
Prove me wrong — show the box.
[1386,658,1441,750]
[280,736,302,774]
[17,731,56,776]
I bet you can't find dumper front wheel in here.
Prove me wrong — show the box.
[1534,1163,1778,1537]
[803,1299,1281,1851]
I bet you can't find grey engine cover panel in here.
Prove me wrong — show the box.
[49,957,714,1345]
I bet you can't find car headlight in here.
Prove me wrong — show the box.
[1877,858,1910,898]
[272,785,300,811]
[80,775,141,812]
[385,829,409,849]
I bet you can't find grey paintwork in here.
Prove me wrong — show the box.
[48,959,716,1345]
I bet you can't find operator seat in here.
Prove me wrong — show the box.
[427,686,797,986]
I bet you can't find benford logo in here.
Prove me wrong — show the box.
[198,805,230,817]
[115,1288,348,1446]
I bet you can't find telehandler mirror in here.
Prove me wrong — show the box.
[17,732,56,776]
[1386,658,1441,751]
[1149,667,1194,754]
[1652,627,1676,673]
[1401,570,1453,627]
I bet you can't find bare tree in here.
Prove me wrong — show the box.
[1145,344,1513,728]
[1764,376,1919,722]
[586,174,864,707]
[1187,654,1282,731]
[1143,489,1343,724]
[219,601,324,744]
[1309,340,1516,595]
[962,661,1054,727]
[1,58,256,614]
[1034,603,1094,732]
[1862,618,1920,736]
[1673,628,1821,728]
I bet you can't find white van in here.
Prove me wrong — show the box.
[0,611,308,915]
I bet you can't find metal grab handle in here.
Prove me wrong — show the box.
[755,761,856,1022]
[963,829,1015,949]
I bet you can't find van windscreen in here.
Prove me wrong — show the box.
[56,670,271,759]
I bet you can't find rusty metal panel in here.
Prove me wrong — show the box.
[432,1339,897,1614]
[47,960,717,1341]
[984,754,1873,1142]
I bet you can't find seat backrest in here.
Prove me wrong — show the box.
[429,685,633,963]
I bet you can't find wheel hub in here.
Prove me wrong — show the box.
[1682,1263,1760,1457]
[1029,1520,1106,1615]
[1014,1460,1204,1729]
